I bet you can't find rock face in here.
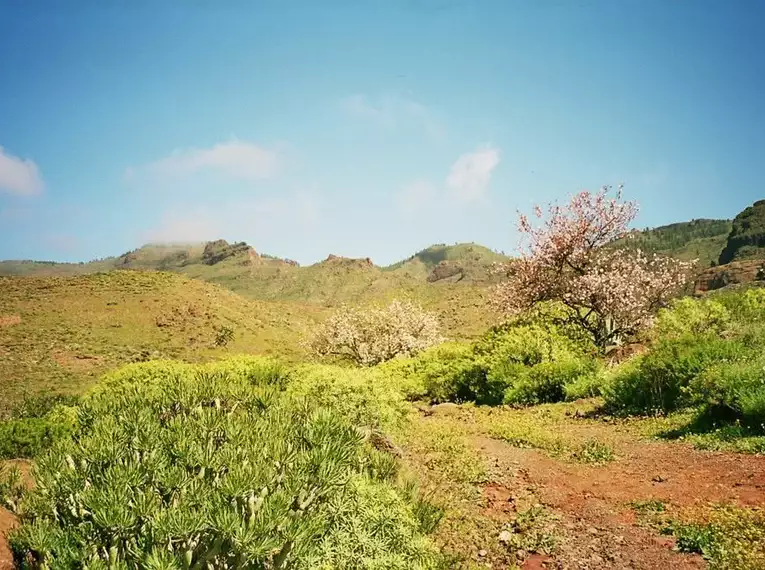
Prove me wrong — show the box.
[718,200,765,265]
[427,261,465,283]
[201,240,250,265]
[693,259,765,294]
[322,254,374,268]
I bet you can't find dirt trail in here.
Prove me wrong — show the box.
[473,431,765,569]
[0,508,15,570]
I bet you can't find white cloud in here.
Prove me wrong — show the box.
[341,94,444,139]
[445,146,501,202]
[130,139,284,184]
[395,180,436,216]
[0,146,44,196]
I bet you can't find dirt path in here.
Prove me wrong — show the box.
[401,405,765,569]
[476,434,765,569]
[0,508,15,570]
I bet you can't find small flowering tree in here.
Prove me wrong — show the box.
[492,186,695,350]
[309,299,443,366]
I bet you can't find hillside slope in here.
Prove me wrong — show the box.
[615,218,732,267]
[0,271,322,413]
[0,240,508,306]
[719,200,765,265]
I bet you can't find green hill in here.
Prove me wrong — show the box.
[0,240,508,305]
[718,200,765,265]
[0,271,321,414]
[385,242,508,283]
[614,218,732,267]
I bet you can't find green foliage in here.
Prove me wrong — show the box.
[661,505,765,569]
[0,465,26,513]
[6,393,80,420]
[714,287,765,323]
[474,323,585,369]
[603,335,748,414]
[9,360,442,569]
[654,297,731,339]
[383,321,599,407]
[286,364,411,431]
[628,499,666,514]
[214,325,235,347]
[570,438,615,464]
[611,218,732,267]
[719,199,765,264]
[688,358,765,428]
[0,405,78,460]
[504,360,599,406]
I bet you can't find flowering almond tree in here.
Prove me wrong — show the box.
[492,186,695,349]
[309,299,443,366]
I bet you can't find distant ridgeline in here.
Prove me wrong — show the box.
[3,201,765,295]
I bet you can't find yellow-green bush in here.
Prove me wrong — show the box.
[287,364,411,431]
[689,358,765,428]
[654,297,731,339]
[8,360,444,569]
[503,360,600,406]
[603,335,748,414]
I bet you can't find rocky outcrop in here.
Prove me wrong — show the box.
[322,254,374,268]
[718,200,765,265]
[201,240,250,265]
[693,259,765,294]
[427,261,465,283]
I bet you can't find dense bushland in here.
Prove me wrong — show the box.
[603,288,765,428]
[379,314,600,406]
[3,357,445,569]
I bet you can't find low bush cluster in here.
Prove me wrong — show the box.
[6,358,445,569]
[603,289,765,430]
[0,394,79,460]
[382,320,602,407]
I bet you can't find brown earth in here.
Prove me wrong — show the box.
[0,508,15,570]
[403,405,765,569]
[0,316,21,328]
[693,259,764,294]
[476,432,765,569]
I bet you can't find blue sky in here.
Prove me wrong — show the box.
[1,0,764,266]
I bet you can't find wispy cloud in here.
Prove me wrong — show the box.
[395,145,502,215]
[0,146,44,196]
[340,94,445,139]
[128,139,285,184]
[445,146,501,202]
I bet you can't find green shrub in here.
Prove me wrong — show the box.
[504,360,598,406]
[564,366,605,400]
[287,364,410,431]
[715,287,765,324]
[6,393,80,420]
[475,324,583,369]
[603,335,748,414]
[380,343,476,403]
[654,297,731,339]
[9,362,442,569]
[689,359,765,428]
[0,405,78,460]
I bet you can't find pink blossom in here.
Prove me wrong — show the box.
[492,186,695,348]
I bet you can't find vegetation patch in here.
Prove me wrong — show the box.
[6,359,444,569]
[660,506,765,569]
